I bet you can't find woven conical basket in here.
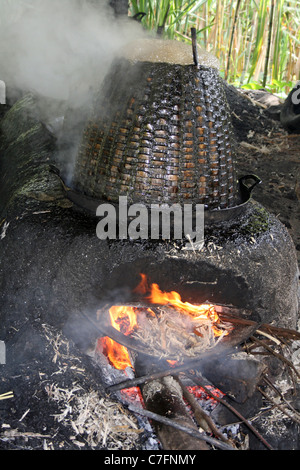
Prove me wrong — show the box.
[72,45,237,210]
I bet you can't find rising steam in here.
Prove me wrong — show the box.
[0,0,145,180]
[0,0,144,106]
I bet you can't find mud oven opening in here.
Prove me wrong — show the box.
[63,37,300,450]
[74,225,300,451]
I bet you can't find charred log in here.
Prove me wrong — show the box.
[132,352,210,450]
[201,355,266,403]
[140,376,210,450]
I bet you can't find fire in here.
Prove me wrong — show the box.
[100,305,139,370]
[186,385,225,404]
[135,273,225,337]
[100,274,228,370]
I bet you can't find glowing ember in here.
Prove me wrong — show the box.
[186,385,225,403]
[120,387,144,405]
[99,274,231,370]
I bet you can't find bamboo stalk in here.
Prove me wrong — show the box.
[129,0,300,94]
[263,0,275,87]
[225,0,241,80]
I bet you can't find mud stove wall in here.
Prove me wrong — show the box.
[89,204,299,325]
[0,192,299,352]
[58,198,300,352]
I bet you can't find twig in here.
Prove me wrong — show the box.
[1,429,51,439]
[260,324,300,341]
[127,404,235,450]
[219,313,300,341]
[19,408,30,422]
[240,90,268,109]
[0,391,14,400]
[249,336,300,380]
[175,376,233,446]
[255,329,281,345]
[107,365,188,393]
[232,111,242,121]
[186,372,274,451]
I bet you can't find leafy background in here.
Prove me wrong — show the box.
[0,0,299,98]
[129,0,300,97]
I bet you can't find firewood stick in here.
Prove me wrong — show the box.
[175,376,233,445]
[219,314,300,341]
[262,324,300,341]
[140,375,211,450]
[257,386,300,426]
[249,336,300,380]
[186,372,274,450]
[106,352,231,393]
[127,404,236,450]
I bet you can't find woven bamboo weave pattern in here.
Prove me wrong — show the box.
[72,59,237,209]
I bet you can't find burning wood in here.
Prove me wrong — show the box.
[98,274,233,367]
[138,375,212,450]
[131,304,232,361]
[87,275,300,451]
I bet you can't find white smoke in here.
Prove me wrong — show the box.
[0,0,147,181]
[0,0,144,107]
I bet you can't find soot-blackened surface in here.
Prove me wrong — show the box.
[0,84,299,450]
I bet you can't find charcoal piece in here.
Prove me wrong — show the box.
[211,389,263,425]
[201,355,266,403]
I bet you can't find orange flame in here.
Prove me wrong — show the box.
[100,274,228,370]
[135,274,224,337]
[100,305,138,370]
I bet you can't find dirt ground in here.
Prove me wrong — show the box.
[225,85,300,267]
[237,132,300,262]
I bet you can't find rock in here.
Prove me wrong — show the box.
[280,83,300,133]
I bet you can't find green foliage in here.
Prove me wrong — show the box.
[130,0,209,40]
[241,78,293,95]
[129,0,300,96]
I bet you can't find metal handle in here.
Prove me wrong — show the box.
[239,174,261,197]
